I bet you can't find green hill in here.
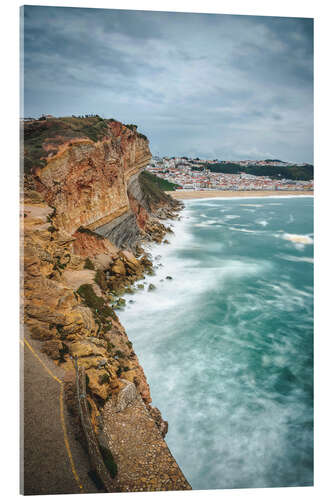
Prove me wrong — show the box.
[138,171,180,211]
[140,171,180,192]
[202,163,313,181]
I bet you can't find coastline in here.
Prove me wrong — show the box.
[22,114,312,493]
[168,190,314,200]
[22,117,190,494]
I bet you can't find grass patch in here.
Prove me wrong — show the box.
[53,255,69,271]
[125,123,147,140]
[77,284,105,310]
[77,284,116,322]
[139,171,179,211]
[95,269,107,291]
[125,124,137,132]
[141,170,180,192]
[84,258,95,270]
[100,445,118,478]
[88,470,104,490]
[115,350,125,359]
[46,206,57,224]
[23,116,112,174]
[99,373,110,385]
[107,342,115,353]
[50,323,67,340]
[58,343,69,363]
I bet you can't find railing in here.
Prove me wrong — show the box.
[73,356,114,492]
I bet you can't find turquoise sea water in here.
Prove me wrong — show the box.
[118,196,313,490]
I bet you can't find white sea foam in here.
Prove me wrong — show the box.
[117,199,313,491]
[282,233,313,245]
[229,227,258,233]
[261,353,288,368]
[194,220,220,228]
[277,254,314,264]
[265,281,313,312]
[239,203,263,207]
[184,195,313,205]
[189,201,223,207]
[224,215,241,220]
[256,220,269,226]
[121,257,268,320]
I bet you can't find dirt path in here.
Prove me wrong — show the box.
[21,330,99,495]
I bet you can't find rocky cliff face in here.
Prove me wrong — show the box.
[22,116,182,443]
[31,119,151,237]
[23,191,152,406]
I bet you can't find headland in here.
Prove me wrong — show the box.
[21,115,190,494]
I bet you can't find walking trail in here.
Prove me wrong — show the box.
[102,395,191,492]
[22,328,191,494]
[22,330,99,495]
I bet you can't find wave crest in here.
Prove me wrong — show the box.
[282,233,313,245]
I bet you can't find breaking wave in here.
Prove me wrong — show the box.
[277,254,314,264]
[229,227,258,233]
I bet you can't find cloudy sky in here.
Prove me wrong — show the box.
[22,6,313,162]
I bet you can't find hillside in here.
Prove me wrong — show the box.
[141,170,180,192]
[200,162,313,181]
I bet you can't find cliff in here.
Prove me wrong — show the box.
[27,118,149,233]
[22,116,189,493]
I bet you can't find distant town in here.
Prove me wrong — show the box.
[21,116,314,192]
[146,156,314,192]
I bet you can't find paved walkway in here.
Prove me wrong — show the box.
[102,395,191,493]
[22,331,99,495]
[22,328,191,494]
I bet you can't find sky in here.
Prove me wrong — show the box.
[22,6,313,163]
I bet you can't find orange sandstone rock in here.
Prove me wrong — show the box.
[34,121,151,235]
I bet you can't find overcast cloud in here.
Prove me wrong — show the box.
[22,6,313,162]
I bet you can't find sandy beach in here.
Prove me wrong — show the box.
[169,190,314,200]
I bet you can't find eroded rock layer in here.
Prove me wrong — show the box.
[32,119,151,235]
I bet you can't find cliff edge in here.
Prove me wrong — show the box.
[22,116,189,493]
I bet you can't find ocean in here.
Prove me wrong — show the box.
[118,196,314,490]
